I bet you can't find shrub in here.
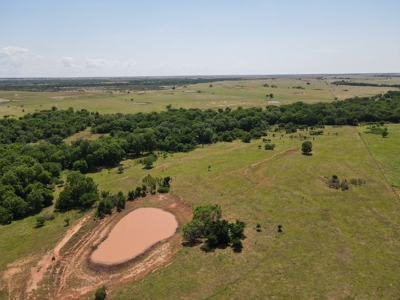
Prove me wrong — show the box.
[36,216,46,227]
[264,143,275,150]
[95,285,107,300]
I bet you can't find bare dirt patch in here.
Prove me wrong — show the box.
[0,99,10,103]
[135,102,151,105]
[51,96,79,99]
[267,100,280,104]
[26,216,90,295]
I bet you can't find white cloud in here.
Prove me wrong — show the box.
[0,46,30,67]
[58,56,76,67]
[84,58,119,69]
[84,58,137,69]
[123,59,137,68]
[34,55,44,61]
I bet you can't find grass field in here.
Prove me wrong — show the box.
[87,126,399,299]
[358,124,400,190]
[1,126,400,299]
[2,75,400,118]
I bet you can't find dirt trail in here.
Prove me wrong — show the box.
[355,128,398,198]
[26,216,89,295]
[206,146,297,186]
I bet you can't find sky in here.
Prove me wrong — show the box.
[1,0,399,77]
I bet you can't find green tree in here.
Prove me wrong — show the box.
[182,219,203,244]
[301,141,312,155]
[264,143,275,150]
[36,215,46,227]
[241,133,251,143]
[64,217,70,226]
[95,285,107,300]
[72,159,89,174]
[56,171,99,210]
[193,204,222,232]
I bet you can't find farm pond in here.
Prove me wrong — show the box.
[90,207,178,265]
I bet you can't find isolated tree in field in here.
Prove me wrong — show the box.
[382,128,388,138]
[270,93,274,99]
[117,166,124,174]
[301,141,312,155]
[36,216,46,227]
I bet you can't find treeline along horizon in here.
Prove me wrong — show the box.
[0,77,242,92]
[0,91,399,223]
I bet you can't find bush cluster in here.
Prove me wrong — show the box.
[182,205,246,252]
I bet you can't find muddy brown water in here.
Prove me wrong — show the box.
[91,208,178,265]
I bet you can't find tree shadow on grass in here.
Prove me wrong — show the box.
[181,240,202,247]
[302,153,313,156]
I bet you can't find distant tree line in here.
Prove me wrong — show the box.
[332,81,400,89]
[0,77,242,92]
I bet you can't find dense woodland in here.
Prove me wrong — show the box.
[1,91,400,224]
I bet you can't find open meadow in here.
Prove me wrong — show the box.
[1,74,400,118]
[1,122,400,299]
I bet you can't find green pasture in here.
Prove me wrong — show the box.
[86,126,400,299]
[1,126,400,299]
[358,124,400,189]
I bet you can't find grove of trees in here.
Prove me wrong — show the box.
[182,204,246,252]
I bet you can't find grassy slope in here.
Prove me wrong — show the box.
[358,124,400,189]
[85,126,400,299]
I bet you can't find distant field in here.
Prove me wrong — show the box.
[2,74,400,118]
